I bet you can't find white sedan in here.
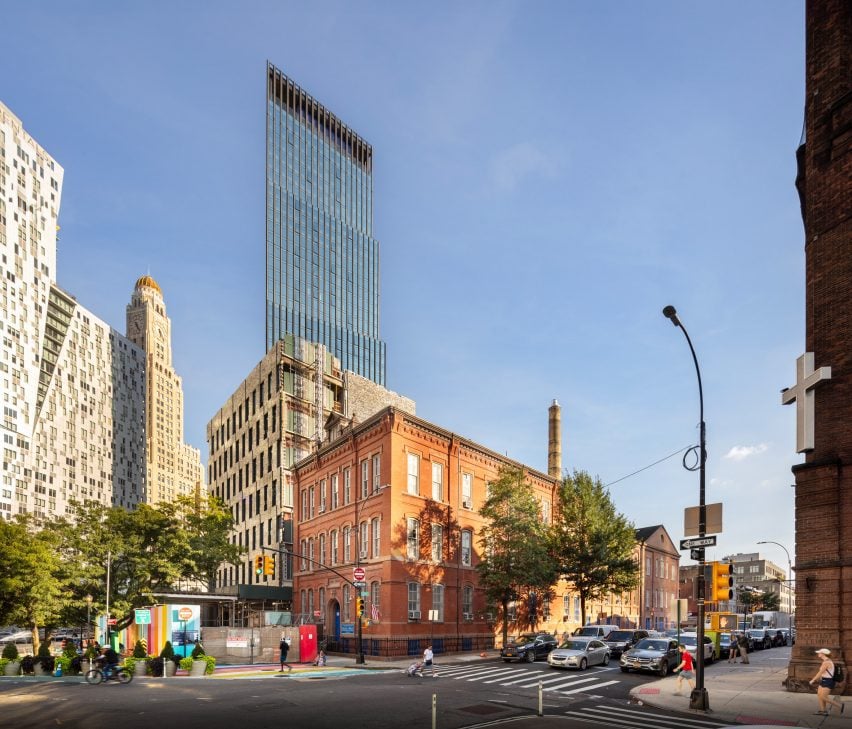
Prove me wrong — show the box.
[547,638,610,670]
[679,633,716,663]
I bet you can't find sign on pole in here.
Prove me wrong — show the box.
[134,609,151,625]
[353,566,366,582]
[680,535,717,550]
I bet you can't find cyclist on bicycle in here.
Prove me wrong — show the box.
[98,645,119,678]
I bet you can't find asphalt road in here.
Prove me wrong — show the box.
[0,657,738,729]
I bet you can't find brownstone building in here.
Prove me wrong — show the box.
[787,0,852,691]
[293,406,558,651]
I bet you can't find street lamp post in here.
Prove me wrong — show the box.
[757,540,793,617]
[84,594,93,645]
[662,305,710,711]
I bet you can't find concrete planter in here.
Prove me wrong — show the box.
[4,661,21,676]
[33,663,50,676]
[165,661,176,677]
[189,660,207,677]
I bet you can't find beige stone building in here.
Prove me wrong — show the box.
[206,335,414,613]
[126,275,203,504]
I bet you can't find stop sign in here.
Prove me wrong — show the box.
[178,607,193,621]
[353,567,365,582]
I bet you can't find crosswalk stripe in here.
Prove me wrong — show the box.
[515,673,599,689]
[481,669,547,683]
[463,668,526,681]
[601,705,726,727]
[558,680,619,694]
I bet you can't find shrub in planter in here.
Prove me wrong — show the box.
[54,656,72,676]
[2,642,20,661]
[200,655,216,675]
[132,640,147,659]
[2,642,20,676]
[36,641,55,673]
[191,642,205,659]
[179,656,194,671]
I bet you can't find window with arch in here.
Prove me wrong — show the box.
[331,473,339,509]
[462,584,474,616]
[343,525,351,562]
[318,587,325,619]
[344,467,351,505]
[372,453,381,492]
[371,517,380,557]
[370,581,381,615]
[319,533,326,566]
[431,584,445,622]
[460,529,472,567]
[406,517,419,560]
[330,529,338,564]
[431,524,443,562]
[431,462,443,501]
[359,521,368,559]
[300,539,307,570]
[307,537,314,569]
[343,583,351,621]
[360,459,369,499]
[308,588,314,616]
[407,453,420,495]
[300,590,307,615]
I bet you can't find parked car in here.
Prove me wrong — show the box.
[769,629,787,647]
[679,633,715,663]
[547,637,610,670]
[500,633,558,663]
[777,628,794,645]
[604,629,649,657]
[747,628,773,650]
[572,625,616,639]
[620,637,680,676]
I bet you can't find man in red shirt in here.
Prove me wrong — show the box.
[673,644,696,695]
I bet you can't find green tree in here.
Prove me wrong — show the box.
[740,587,781,613]
[551,470,639,626]
[0,516,64,652]
[477,466,559,647]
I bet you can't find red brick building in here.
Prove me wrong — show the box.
[293,407,558,652]
[787,0,852,691]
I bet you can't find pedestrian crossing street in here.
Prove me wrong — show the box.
[562,704,731,729]
[430,662,621,696]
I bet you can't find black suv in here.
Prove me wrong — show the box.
[500,633,558,663]
[604,629,649,658]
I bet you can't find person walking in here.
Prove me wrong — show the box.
[673,644,695,695]
[809,648,844,716]
[279,635,292,673]
[423,644,436,678]
[737,632,750,664]
[728,633,740,664]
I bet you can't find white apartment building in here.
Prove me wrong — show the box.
[0,101,146,520]
[126,275,203,504]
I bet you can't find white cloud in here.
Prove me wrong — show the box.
[724,444,769,461]
[490,142,559,191]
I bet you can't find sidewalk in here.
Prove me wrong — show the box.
[629,647,847,727]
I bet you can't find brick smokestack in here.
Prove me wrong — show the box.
[548,399,562,479]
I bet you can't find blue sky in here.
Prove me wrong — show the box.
[4,1,804,571]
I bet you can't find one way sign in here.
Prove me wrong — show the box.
[679,535,717,550]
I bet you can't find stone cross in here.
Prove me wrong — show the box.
[781,352,831,453]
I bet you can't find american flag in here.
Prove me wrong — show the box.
[371,602,381,621]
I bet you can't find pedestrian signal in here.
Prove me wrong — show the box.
[712,561,734,601]
[254,555,264,575]
[263,554,275,577]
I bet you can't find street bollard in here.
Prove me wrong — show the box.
[538,681,543,716]
[432,693,437,729]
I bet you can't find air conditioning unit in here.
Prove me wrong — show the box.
[462,498,472,509]
[463,612,473,621]
[408,610,421,620]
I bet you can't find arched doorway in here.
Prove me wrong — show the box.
[329,599,341,640]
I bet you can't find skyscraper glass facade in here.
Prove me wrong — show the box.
[266,63,386,385]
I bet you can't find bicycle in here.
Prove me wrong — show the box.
[84,665,133,685]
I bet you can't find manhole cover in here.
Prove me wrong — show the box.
[459,704,506,716]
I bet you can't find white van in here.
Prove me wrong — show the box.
[572,624,617,639]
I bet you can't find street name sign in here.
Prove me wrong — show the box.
[134,609,151,625]
[680,535,717,550]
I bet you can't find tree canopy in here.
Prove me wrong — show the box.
[476,466,559,646]
[551,470,639,626]
[0,495,241,650]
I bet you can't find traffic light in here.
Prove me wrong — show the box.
[263,554,275,577]
[712,561,734,602]
[356,597,364,617]
[254,555,264,575]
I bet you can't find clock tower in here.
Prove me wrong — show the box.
[126,275,203,505]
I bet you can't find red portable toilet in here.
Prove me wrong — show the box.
[299,625,317,665]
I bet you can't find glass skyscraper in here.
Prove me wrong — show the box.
[266,62,386,386]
